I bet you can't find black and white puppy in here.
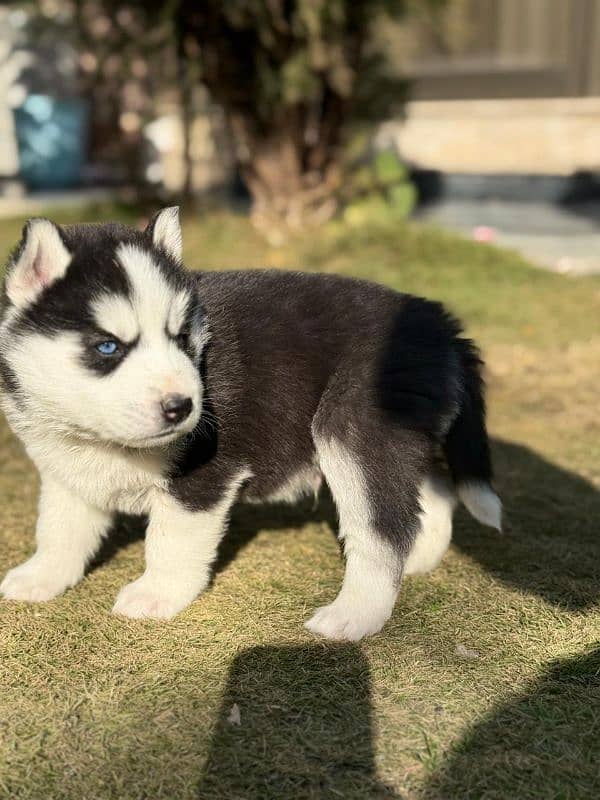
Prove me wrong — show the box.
[0,209,501,640]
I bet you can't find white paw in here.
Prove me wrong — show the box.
[0,558,80,602]
[112,574,197,620]
[305,598,392,641]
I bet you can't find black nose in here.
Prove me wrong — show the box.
[160,393,193,424]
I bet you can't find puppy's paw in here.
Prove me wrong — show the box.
[112,574,196,620]
[305,598,391,641]
[0,558,79,602]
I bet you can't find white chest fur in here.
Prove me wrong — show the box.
[16,424,168,515]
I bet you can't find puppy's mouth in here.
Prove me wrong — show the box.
[57,405,201,450]
[146,429,180,441]
[122,426,192,450]
[121,411,202,449]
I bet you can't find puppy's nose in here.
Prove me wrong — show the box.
[160,393,193,424]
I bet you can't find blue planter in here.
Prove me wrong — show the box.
[13,95,89,190]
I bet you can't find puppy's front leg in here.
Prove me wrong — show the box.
[1,474,111,602]
[112,486,238,620]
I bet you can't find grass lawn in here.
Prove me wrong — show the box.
[0,205,599,799]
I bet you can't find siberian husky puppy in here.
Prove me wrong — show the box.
[0,209,501,640]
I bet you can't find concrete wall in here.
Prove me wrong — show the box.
[381,98,600,175]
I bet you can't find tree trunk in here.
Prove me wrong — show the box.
[232,125,337,240]
[228,100,344,242]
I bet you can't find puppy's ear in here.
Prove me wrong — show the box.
[5,219,72,309]
[145,207,182,262]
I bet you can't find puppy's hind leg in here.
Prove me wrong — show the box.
[306,429,428,641]
[404,473,456,576]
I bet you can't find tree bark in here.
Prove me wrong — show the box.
[229,108,341,240]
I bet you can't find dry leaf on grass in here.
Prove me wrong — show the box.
[227,703,241,726]
[455,644,479,660]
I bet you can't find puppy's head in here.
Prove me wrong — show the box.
[0,208,208,448]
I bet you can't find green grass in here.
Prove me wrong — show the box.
[0,206,599,799]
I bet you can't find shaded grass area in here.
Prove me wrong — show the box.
[426,645,600,800]
[0,206,599,799]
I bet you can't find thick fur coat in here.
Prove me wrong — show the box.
[0,209,501,640]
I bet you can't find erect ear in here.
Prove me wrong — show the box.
[145,207,182,262]
[5,219,72,309]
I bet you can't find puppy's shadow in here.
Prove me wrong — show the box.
[89,513,147,572]
[454,438,600,611]
[90,487,339,576]
[215,487,339,575]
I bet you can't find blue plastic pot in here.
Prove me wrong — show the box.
[13,95,89,189]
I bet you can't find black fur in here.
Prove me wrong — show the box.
[167,270,495,557]
[0,355,20,395]
[443,338,493,486]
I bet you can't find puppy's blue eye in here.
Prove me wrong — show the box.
[96,340,119,356]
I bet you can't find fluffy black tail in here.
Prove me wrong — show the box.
[443,339,502,530]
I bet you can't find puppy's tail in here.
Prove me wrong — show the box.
[443,339,502,531]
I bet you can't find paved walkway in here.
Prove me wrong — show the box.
[416,200,600,276]
[0,188,116,220]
